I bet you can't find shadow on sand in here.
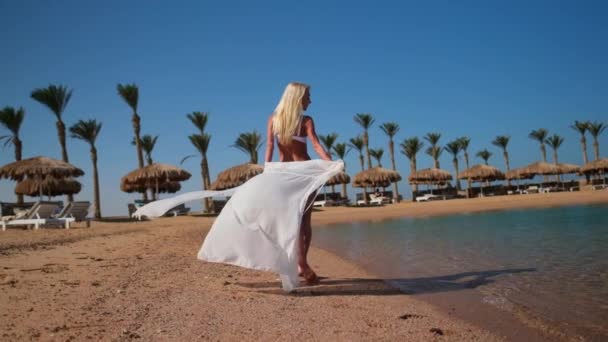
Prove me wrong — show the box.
[237,268,536,296]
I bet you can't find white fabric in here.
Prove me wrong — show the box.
[133,159,344,292]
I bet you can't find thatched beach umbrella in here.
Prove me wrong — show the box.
[209,163,263,191]
[0,156,85,198]
[458,164,504,196]
[352,167,401,188]
[120,179,181,194]
[15,177,81,198]
[519,161,561,177]
[121,163,191,197]
[458,164,505,182]
[325,172,350,186]
[408,168,452,184]
[556,163,580,175]
[580,158,608,174]
[505,167,534,192]
[0,156,84,181]
[580,158,608,186]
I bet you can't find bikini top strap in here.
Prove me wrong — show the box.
[296,114,304,136]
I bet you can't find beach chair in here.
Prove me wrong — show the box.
[55,201,91,228]
[164,203,191,217]
[415,193,442,202]
[1,202,69,230]
[523,185,539,194]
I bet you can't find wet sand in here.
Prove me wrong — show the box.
[1,190,606,341]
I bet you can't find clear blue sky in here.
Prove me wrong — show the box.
[1,0,607,216]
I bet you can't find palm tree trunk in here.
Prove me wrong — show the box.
[359,154,364,171]
[91,147,101,219]
[341,183,347,200]
[541,144,547,162]
[581,137,588,164]
[364,132,372,169]
[410,159,418,193]
[14,138,24,204]
[252,151,258,164]
[453,158,461,191]
[132,113,147,201]
[201,157,214,213]
[200,159,210,213]
[56,120,74,202]
[504,151,511,187]
[553,151,561,182]
[464,152,470,169]
[593,139,600,161]
[389,140,399,203]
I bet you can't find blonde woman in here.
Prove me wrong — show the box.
[265,82,332,285]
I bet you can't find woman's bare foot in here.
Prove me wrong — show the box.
[300,267,320,285]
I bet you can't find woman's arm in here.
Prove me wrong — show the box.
[305,117,332,161]
[264,115,275,162]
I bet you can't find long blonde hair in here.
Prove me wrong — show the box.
[272,82,309,145]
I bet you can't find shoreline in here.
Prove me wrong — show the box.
[0,190,606,340]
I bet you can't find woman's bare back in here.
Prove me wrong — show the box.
[265,115,331,162]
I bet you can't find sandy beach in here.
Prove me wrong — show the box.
[1,190,607,341]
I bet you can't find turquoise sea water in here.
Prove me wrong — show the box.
[313,204,608,341]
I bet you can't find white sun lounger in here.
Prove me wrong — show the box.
[1,202,74,230]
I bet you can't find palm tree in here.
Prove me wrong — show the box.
[31,85,72,163]
[400,137,424,192]
[424,132,442,168]
[332,143,350,199]
[31,84,74,202]
[380,122,400,202]
[587,121,606,160]
[444,140,462,190]
[354,113,375,169]
[458,137,471,169]
[369,148,384,167]
[232,131,264,164]
[188,133,212,213]
[492,135,511,186]
[187,111,209,133]
[348,136,365,171]
[131,134,158,166]
[0,106,25,204]
[476,149,492,165]
[117,83,147,201]
[348,135,367,204]
[546,134,565,182]
[69,120,102,219]
[319,133,339,157]
[528,128,549,162]
[425,146,443,168]
[570,121,589,164]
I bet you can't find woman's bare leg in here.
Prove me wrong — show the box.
[298,194,319,284]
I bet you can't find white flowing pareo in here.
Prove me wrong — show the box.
[133,159,344,292]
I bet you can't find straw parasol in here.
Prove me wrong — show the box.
[580,158,608,186]
[325,171,350,186]
[458,164,505,197]
[352,167,401,188]
[15,177,81,197]
[121,163,191,197]
[519,161,561,177]
[0,156,84,181]
[580,158,608,174]
[505,167,533,180]
[120,179,181,194]
[556,163,580,175]
[408,168,452,185]
[458,164,505,182]
[209,163,263,191]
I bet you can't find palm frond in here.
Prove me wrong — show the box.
[444,140,462,157]
[31,84,72,119]
[232,131,263,163]
[0,106,25,136]
[587,121,607,138]
[424,132,442,146]
[476,149,493,163]
[492,135,510,151]
[69,119,102,145]
[400,137,424,160]
[189,133,211,155]
[319,133,339,152]
[528,128,549,143]
[187,111,209,133]
[354,113,375,130]
[116,83,139,112]
[180,154,197,165]
[379,122,400,138]
[457,136,471,151]
[570,121,589,135]
[348,136,365,152]
[332,143,349,159]
[369,148,384,163]
[545,134,564,150]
